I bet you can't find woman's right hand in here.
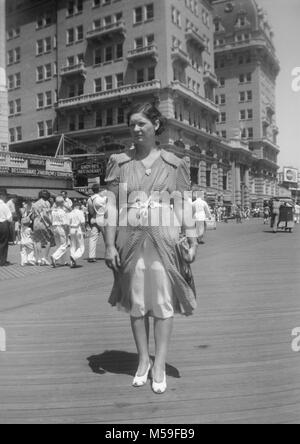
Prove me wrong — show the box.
[105,245,121,272]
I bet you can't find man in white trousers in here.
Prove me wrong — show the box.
[69,201,86,268]
[51,196,69,268]
[192,190,212,244]
[87,184,107,263]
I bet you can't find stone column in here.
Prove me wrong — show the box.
[218,163,224,206]
[243,168,250,208]
[199,150,207,189]
[211,155,218,189]
[234,163,242,206]
[0,0,9,150]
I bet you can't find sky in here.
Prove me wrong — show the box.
[258,0,300,170]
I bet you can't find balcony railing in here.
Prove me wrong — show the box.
[57,80,162,110]
[171,47,190,66]
[86,20,126,41]
[170,81,220,115]
[60,62,87,78]
[185,27,206,51]
[127,44,158,63]
[203,70,218,87]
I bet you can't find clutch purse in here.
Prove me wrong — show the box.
[175,238,197,298]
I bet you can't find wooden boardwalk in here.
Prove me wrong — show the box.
[0,220,300,424]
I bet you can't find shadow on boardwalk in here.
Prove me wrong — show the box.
[88,350,181,379]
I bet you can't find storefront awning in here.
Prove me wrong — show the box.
[7,188,85,200]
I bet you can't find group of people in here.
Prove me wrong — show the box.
[0,186,108,269]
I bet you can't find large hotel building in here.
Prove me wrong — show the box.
[5,0,280,208]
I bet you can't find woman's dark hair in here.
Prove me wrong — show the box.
[127,103,167,136]
[38,190,50,201]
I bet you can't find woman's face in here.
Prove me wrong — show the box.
[129,113,158,144]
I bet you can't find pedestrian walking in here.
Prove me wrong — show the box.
[20,220,35,266]
[192,191,212,244]
[31,190,52,266]
[271,197,281,233]
[61,191,73,213]
[294,202,300,224]
[69,201,86,268]
[50,196,69,268]
[0,188,12,267]
[104,102,197,395]
[87,184,107,263]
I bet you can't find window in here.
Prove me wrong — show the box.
[37,66,44,81]
[135,37,143,49]
[67,0,75,17]
[105,75,113,90]
[221,131,227,139]
[116,43,123,59]
[37,39,44,55]
[239,74,245,84]
[37,93,44,109]
[147,34,155,46]
[148,67,155,81]
[45,37,51,52]
[246,73,252,82]
[220,112,226,123]
[116,73,124,88]
[117,107,124,124]
[247,91,252,101]
[45,91,52,107]
[94,19,101,29]
[95,78,102,93]
[215,95,219,105]
[105,46,113,62]
[104,16,112,26]
[69,84,76,98]
[248,128,253,139]
[146,4,154,20]
[116,12,123,22]
[15,48,21,63]
[68,56,75,67]
[219,77,225,87]
[8,50,14,65]
[206,169,211,187]
[240,110,246,120]
[223,174,228,191]
[247,109,253,120]
[94,48,102,65]
[137,69,144,83]
[9,129,15,143]
[76,25,83,41]
[38,121,45,137]
[16,127,22,141]
[241,128,247,138]
[9,101,15,116]
[67,28,74,45]
[78,82,84,96]
[239,91,245,102]
[106,108,113,126]
[14,99,21,114]
[45,64,52,79]
[46,120,53,136]
[95,111,102,127]
[134,7,143,24]
[8,75,14,90]
[15,73,21,88]
[220,94,226,105]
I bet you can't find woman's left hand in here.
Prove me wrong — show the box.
[180,238,197,264]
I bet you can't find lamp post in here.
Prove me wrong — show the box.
[0,0,9,151]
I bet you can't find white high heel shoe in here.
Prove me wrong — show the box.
[152,372,167,394]
[132,363,151,387]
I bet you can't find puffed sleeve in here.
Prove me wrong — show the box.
[105,155,120,195]
[176,156,191,193]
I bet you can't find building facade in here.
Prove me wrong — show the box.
[0,0,9,151]
[213,0,280,208]
[6,0,280,209]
